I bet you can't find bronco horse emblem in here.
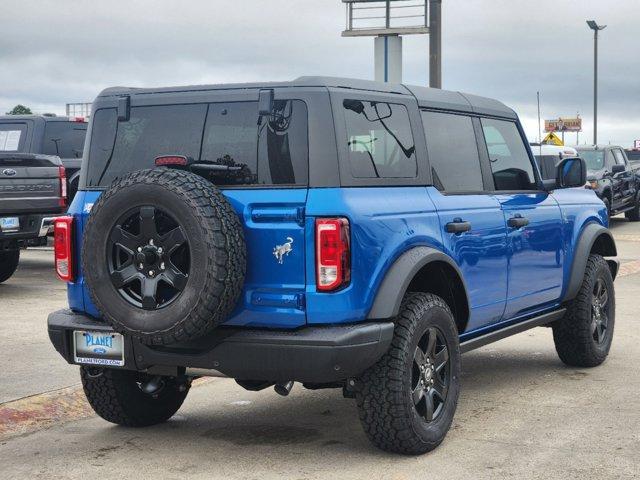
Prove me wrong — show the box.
[273,237,294,264]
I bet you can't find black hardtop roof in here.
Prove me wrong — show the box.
[97,76,517,119]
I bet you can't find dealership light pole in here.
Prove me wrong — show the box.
[587,20,606,145]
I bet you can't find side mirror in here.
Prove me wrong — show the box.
[611,164,625,174]
[556,157,587,189]
[258,89,274,116]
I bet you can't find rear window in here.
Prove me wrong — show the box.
[42,121,87,158]
[85,100,308,188]
[0,123,28,152]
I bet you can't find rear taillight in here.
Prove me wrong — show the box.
[315,218,350,292]
[59,166,67,207]
[54,216,74,282]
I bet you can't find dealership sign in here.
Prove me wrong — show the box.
[544,117,582,133]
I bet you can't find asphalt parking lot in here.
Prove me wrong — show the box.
[1,218,639,479]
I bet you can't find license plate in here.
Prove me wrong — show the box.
[0,217,19,231]
[73,331,125,367]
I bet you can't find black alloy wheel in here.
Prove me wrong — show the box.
[108,205,190,310]
[591,277,611,345]
[411,327,450,423]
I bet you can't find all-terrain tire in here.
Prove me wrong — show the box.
[553,254,615,367]
[83,168,246,345]
[356,293,461,455]
[625,193,640,221]
[80,367,190,427]
[0,249,20,284]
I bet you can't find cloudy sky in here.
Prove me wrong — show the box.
[2,0,639,146]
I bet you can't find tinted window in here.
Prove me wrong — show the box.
[43,121,87,158]
[201,100,308,185]
[421,111,483,191]
[481,118,536,191]
[87,104,207,187]
[343,100,416,178]
[612,149,626,165]
[86,100,308,188]
[0,123,28,152]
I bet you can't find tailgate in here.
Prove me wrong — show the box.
[0,154,63,215]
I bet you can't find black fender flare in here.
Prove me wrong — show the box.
[367,246,470,320]
[562,223,618,302]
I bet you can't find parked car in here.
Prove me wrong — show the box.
[575,145,640,220]
[0,152,68,282]
[625,149,640,165]
[530,144,578,180]
[0,115,87,203]
[48,77,618,455]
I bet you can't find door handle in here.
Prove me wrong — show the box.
[445,220,471,234]
[508,215,530,228]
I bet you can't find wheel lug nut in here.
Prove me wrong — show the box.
[160,262,165,270]
[138,263,144,269]
[158,247,163,254]
[149,239,154,245]
[137,247,142,252]
[149,270,155,276]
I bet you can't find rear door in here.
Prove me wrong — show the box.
[82,91,310,328]
[611,148,636,206]
[421,110,508,331]
[201,93,310,328]
[479,118,564,319]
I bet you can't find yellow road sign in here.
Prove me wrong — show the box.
[542,132,564,146]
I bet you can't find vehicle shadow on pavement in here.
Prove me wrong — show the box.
[78,345,572,460]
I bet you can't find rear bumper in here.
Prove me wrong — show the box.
[0,213,61,243]
[47,309,395,383]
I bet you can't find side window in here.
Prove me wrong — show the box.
[201,100,308,186]
[86,104,207,187]
[605,150,616,169]
[612,149,627,166]
[343,100,417,178]
[481,118,537,191]
[421,111,484,192]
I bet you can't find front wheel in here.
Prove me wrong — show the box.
[625,193,640,222]
[81,367,190,427]
[553,254,615,367]
[0,249,20,283]
[356,293,461,455]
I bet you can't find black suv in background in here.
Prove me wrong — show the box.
[0,115,87,201]
[577,145,640,220]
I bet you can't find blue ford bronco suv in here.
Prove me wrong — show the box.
[48,77,618,454]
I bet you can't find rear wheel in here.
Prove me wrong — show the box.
[0,249,20,284]
[553,254,615,367]
[356,293,461,455]
[81,367,190,427]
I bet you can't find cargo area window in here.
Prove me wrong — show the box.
[85,100,308,188]
[421,111,483,192]
[343,100,417,179]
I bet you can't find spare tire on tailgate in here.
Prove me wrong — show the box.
[83,168,246,345]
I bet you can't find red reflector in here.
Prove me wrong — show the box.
[59,165,67,207]
[155,155,188,166]
[54,216,74,282]
[315,218,350,292]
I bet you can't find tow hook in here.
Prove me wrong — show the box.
[141,376,165,396]
[274,381,294,396]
